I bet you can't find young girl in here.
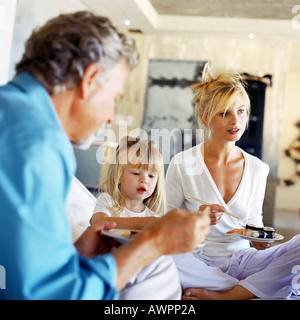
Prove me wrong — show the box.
[166,65,300,300]
[90,136,165,230]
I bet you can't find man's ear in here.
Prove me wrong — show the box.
[80,63,102,99]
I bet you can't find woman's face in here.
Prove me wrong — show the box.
[208,96,249,143]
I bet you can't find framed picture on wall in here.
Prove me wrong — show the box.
[142,59,207,131]
[141,59,207,166]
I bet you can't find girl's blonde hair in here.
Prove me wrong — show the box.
[192,63,250,130]
[100,136,166,216]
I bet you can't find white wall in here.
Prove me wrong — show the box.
[0,0,17,85]
[8,0,87,80]
[275,42,300,212]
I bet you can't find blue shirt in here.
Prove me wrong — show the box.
[0,73,117,299]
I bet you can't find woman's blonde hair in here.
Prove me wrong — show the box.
[100,136,166,216]
[192,63,250,130]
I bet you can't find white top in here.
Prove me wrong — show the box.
[66,177,96,242]
[165,143,269,257]
[94,192,160,218]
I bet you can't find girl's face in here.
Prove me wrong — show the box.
[208,96,249,143]
[119,165,158,202]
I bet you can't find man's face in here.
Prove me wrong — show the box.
[72,59,128,144]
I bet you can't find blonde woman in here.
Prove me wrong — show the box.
[90,136,165,230]
[166,66,300,300]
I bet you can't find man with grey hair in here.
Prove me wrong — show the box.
[0,11,209,300]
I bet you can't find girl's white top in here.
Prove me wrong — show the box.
[165,143,269,258]
[94,192,160,218]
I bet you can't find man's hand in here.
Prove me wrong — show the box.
[146,208,210,255]
[74,222,119,258]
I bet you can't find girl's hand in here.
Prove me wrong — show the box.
[199,204,225,225]
[251,241,273,250]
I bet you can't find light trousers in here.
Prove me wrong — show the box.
[173,235,300,299]
[119,256,182,300]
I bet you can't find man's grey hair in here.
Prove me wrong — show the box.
[16,11,139,95]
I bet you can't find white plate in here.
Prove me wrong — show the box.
[194,243,205,249]
[239,233,284,242]
[102,229,135,244]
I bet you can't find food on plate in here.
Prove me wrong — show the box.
[246,224,275,238]
[226,224,275,239]
[109,229,132,238]
[105,229,140,239]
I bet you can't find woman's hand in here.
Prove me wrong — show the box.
[251,241,273,250]
[199,204,225,225]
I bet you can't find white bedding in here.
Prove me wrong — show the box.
[66,177,96,242]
